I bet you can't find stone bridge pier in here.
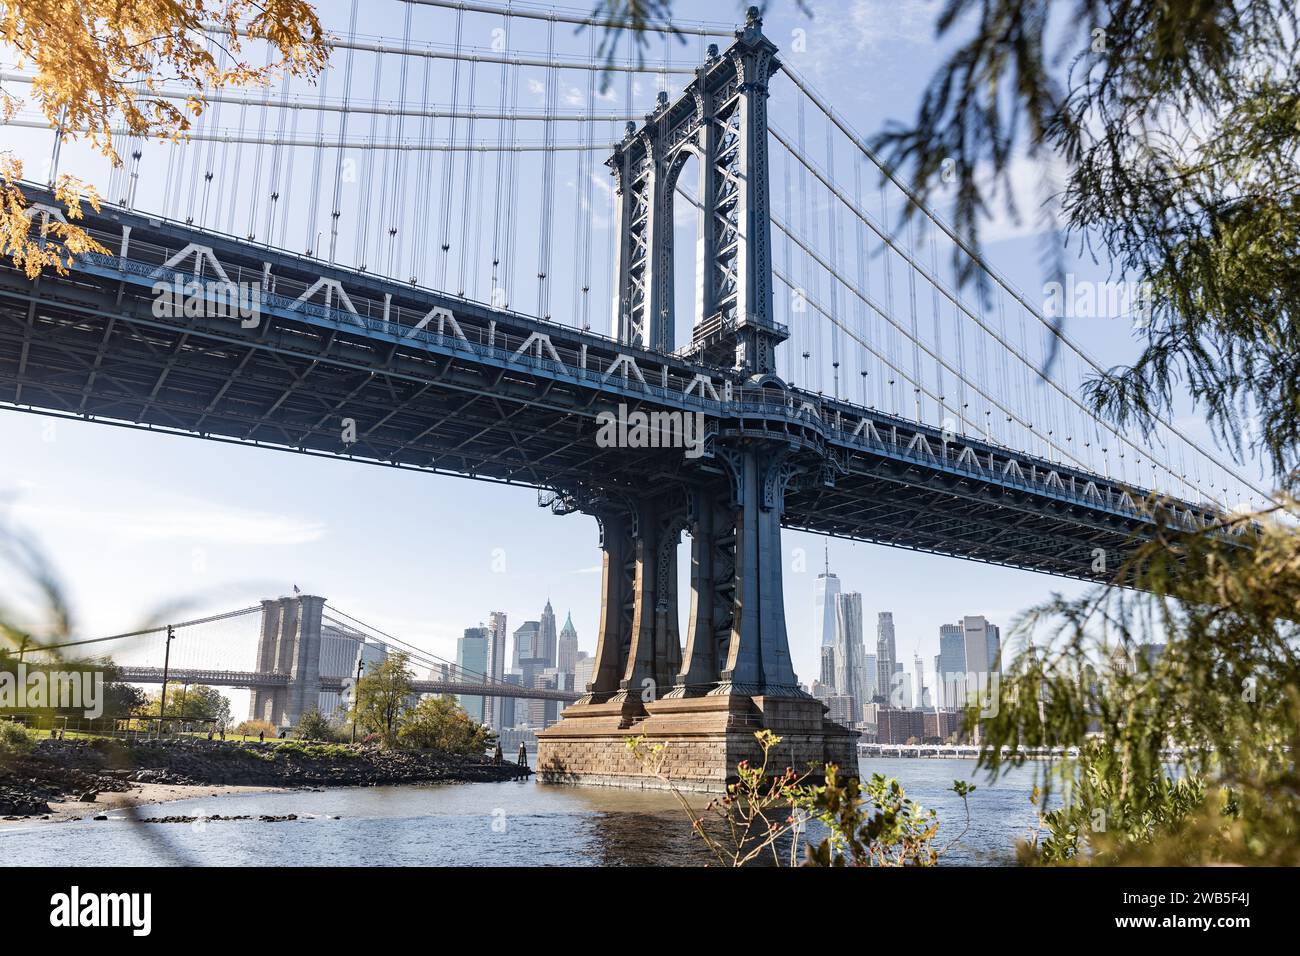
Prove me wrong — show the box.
[537,443,856,791]
[249,593,325,729]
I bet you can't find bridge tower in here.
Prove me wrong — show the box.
[608,5,788,373]
[249,594,325,729]
[539,9,855,790]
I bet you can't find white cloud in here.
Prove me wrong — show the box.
[10,496,326,546]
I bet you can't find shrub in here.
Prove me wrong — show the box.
[232,719,278,739]
[0,720,35,755]
[293,709,342,742]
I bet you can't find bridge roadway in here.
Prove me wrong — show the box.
[116,666,580,702]
[0,190,1227,582]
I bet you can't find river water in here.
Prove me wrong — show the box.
[0,757,1046,866]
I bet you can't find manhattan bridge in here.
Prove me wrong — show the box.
[0,1,1267,783]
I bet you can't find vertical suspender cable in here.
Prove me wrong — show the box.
[357,48,384,270]
[436,6,465,289]
[414,33,435,282]
[490,12,512,302]
[329,0,360,265]
[388,1,415,280]
[536,16,558,319]
[304,30,331,255]
[456,59,478,294]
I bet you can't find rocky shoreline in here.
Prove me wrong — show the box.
[0,737,531,818]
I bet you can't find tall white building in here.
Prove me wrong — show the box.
[876,612,897,703]
[537,600,559,667]
[813,550,841,648]
[574,653,595,696]
[958,615,1001,706]
[862,653,878,711]
[557,611,578,675]
[485,611,508,728]
[833,591,868,721]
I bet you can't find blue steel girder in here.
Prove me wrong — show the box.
[0,193,1237,586]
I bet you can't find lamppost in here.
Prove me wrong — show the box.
[158,624,175,737]
[350,656,366,745]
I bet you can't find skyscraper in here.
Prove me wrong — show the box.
[961,615,1000,704]
[819,645,836,688]
[876,612,897,703]
[485,611,508,728]
[537,599,558,667]
[813,549,841,647]
[574,652,595,696]
[862,652,878,705]
[914,651,930,709]
[938,623,967,708]
[456,626,490,723]
[557,611,578,675]
[512,620,540,669]
[833,591,867,721]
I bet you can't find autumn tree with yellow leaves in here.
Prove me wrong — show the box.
[0,0,329,277]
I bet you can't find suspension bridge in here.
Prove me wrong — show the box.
[28,597,578,722]
[0,1,1267,786]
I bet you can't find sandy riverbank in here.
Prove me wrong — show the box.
[2,782,288,825]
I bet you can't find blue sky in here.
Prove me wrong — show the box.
[0,0,1271,706]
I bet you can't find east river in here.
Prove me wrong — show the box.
[1,757,1045,866]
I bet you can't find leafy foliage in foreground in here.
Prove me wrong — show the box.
[629,730,972,866]
[2,0,328,278]
[983,499,1300,864]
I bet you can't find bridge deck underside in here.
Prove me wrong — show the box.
[0,264,688,494]
[0,212,1160,584]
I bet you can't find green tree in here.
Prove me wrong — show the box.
[142,683,232,727]
[294,708,338,742]
[345,652,413,746]
[397,695,495,755]
[865,0,1300,864]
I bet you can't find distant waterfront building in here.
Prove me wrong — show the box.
[456,626,490,723]
[557,611,579,675]
[876,612,897,703]
[813,550,841,648]
[872,706,926,745]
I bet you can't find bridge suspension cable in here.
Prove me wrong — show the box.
[0,72,637,122]
[398,0,735,37]
[767,127,1215,501]
[775,61,1271,506]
